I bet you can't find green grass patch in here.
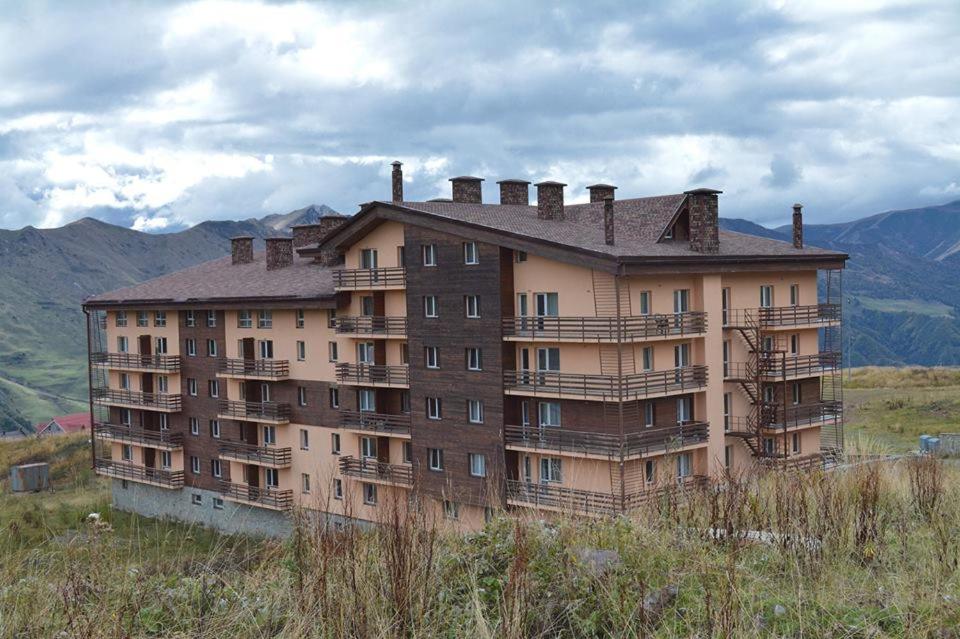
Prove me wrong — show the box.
[855,296,954,318]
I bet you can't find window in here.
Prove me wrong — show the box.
[258,310,273,329]
[154,311,166,327]
[185,310,195,327]
[206,310,217,327]
[674,343,690,369]
[329,387,340,408]
[792,433,801,454]
[302,473,311,493]
[676,396,692,424]
[760,285,774,308]
[643,402,655,427]
[422,244,437,266]
[538,401,561,427]
[426,397,442,420]
[764,437,775,455]
[328,342,338,362]
[115,311,128,327]
[333,478,343,500]
[790,284,800,307]
[260,383,271,402]
[298,386,307,407]
[121,444,133,461]
[639,291,652,315]
[360,248,378,269]
[296,309,305,328]
[403,441,413,463]
[192,494,202,506]
[238,310,253,328]
[536,347,560,372]
[160,450,172,469]
[641,347,654,372]
[463,241,478,265]
[299,429,309,450]
[360,295,375,316]
[191,456,201,475]
[187,378,198,396]
[155,336,168,355]
[465,295,481,318]
[212,459,222,478]
[469,453,487,477]
[357,341,374,364]
[359,388,376,412]
[534,292,559,317]
[721,288,731,325]
[296,340,306,361]
[213,497,224,510]
[186,338,197,357]
[763,385,774,404]
[443,500,460,520]
[723,340,730,377]
[265,468,279,488]
[397,245,405,266]
[120,409,132,426]
[428,448,444,471]
[645,460,656,484]
[207,339,218,357]
[361,436,377,459]
[676,452,693,479]
[664,225,674,240]
[425,346,440,369]
[363,482,377,505]
[673,289,690,315]
[790,334,800,355]
[725,445,732,470]
[331,433,341,454]
[399,342,409,365]
[263,425,276,445]
[210,419,220,438]
[467,399,484,424]
[259,340,274,359]
[723,393,732,432]
[208,379,220,398]
[157,375,169,393]
[515,250,527,262]
[159,414,169,430]
[117,336,128,353]
[792,382,802,405]
[466,347,482,371]
[327,309,337,328]
[190,418,199,435]
[423,295,438,318]
[119,373,130,390]
[540,457,562,483]
[400,391,411,414]
[137,311,149,327]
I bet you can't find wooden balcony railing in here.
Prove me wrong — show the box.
[216,358,290,379]
[92,388,182,411]
[218,481,293,511]
[218,441,292,467]
[503,366,707,400]
[91,352,181,372]
[93,422,183,448]
[336,363,410,387]
[766,401,842,430]
[94,458,184,488]
[217,400,291,423]
[506,475,708,516]
[759,352,840,378]
[504,421,709,458]
[502,312,707,342]
[334,316,408,337]
[339,410,412,435]
[333,267,406,289]
[339,456,414,485]
[724,304,841,328]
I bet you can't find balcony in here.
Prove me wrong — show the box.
[217,400,291,424]
[93,388,182,412]
[333,267,406,290]
[504,421,709,459]
[219,481,293,511]
[334,316,407,339]
[764,401,842,431]
[91,352,180,372]
[218,441,292,467]
[336,363,410,388]
[94,458,184,489]
[759,352,840,379]
[339,456,414,486]
[93,422,183,450]
[502,312,707,343]
[506,475,708,516]
[216,358,290,380]
[503,366,708,401]
[339,410,412,436]
[724,304,841,329]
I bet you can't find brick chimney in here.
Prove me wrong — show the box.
[604,197,615,246]
[684,188,722,254]
[792,203,803,249]
[266,237,293,270]
[497,179,530,205]
[450,176,484,203]
[391,161,403,203]
[535,181,566,220]
[231,236,254,265]
[587,184,617,203]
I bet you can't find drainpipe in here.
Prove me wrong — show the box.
[615,271,626,513]
[84,308,96,471]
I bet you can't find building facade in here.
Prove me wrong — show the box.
[83,166,846,533]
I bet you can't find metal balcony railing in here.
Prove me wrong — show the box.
[94,458,184,488]
[503,366,708,400]
[765,401,842,430]
[93,422,183,448]
[504,421,709,458]
[92,388,182,411]
[724,304,841,328]
[218,481,293,511]
[338,456,414,485]
[335,363,410,387]
[333,267,406,289]
[218,441,292,467]
[339,410,412,435]
[334,316,408,337]
[502,312,707,342]
[216,358,290,378]
[91,352,181,372]
[758,352,840,378]
[506,475,707,516]
[217,400,291,423]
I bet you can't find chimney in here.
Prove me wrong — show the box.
[535,181,566,220]
[792,203,803,249]
[231,236,254,265]
[603,197,615,246]
[292,215,349,249]
[391,161,403,203]
[266,237,293,270]
[587,183,617,203]
[684,188,722,254]
[450,176,484,203]
[497,179,530,205]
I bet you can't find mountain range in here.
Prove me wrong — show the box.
[2,199,959,433]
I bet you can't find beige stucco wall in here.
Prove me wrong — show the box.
[343,220,406,269]
[223,309,338,382]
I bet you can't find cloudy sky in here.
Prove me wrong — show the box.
[0,0,958,231]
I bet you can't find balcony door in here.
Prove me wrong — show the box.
[241,337,255,361]
[536,348,560,385]
[357,342,375,365]
[673,343,690,383]
[360,248,378,269]
[760,285,774,309]
[534,292,558,331]
[673,289,689,330]
[519,348,531,384]
[676,396,692,425]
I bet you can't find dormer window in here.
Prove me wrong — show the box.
[664,226,674,240]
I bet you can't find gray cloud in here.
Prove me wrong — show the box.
[0,0,958,231]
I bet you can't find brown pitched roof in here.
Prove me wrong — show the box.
[85,252,335,306]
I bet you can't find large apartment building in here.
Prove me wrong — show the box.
[83,164,846,533]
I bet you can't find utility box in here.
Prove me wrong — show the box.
[10,463,50,492]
